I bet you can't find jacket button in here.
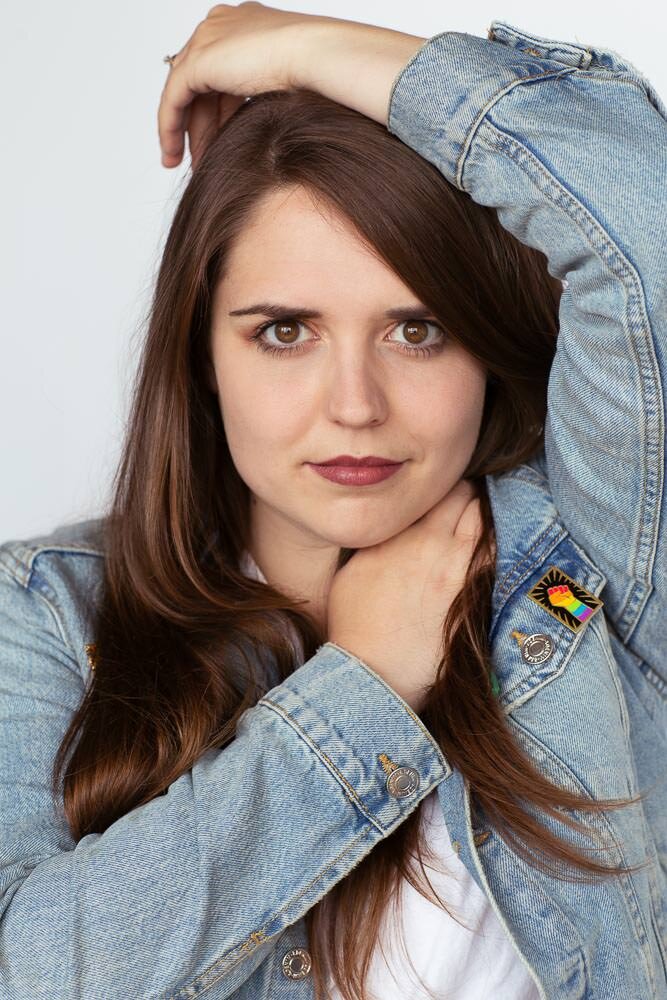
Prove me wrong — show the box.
[386,765,420,798]
[520,632,554,664]
[281,947,312,980]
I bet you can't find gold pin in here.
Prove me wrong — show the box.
[526,566,603,634]
[84,643,98,671]
[378,753,399,775]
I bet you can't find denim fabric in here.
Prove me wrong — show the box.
[1,20,666,1000]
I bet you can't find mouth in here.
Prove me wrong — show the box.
[313,455,402,467]
[306,461,405,486]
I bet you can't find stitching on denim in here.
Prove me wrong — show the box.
[479,117,659,587]
[590,617,633,760]
[456,68,659,189]
[640,660,667,701]
[489,21,594,62]
[324,641,450,771]
[461,773,583,999]
[168,825,376,998]
[469,115,663,634]
[258,696,365,808]
[495,521,562,601]
[456,66,577,188]
[507,713,656,973]
[592,624,667,970]
[387,32,450,125]
[0,561,76,656]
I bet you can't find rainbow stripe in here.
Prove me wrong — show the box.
[549,590,593,621]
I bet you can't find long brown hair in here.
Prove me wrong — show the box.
[53,88,651,1000]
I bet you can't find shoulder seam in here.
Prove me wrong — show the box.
[0,544,103,590]
[0,559,77,655]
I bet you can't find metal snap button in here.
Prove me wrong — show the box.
[520,632,554,664]
[386,765,420,798]
[281,947,312,980]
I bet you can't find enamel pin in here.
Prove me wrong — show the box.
[526,565,603,634]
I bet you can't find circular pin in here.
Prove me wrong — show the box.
[281,947,312,980]
[520,632,554,664]
[386,766,420,798]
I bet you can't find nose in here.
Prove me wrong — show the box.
[322,350,388,428]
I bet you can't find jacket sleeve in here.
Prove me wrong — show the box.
[387,21,667,673]
[0,559,448,999]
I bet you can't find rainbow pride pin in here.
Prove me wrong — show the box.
[526,566,603,634]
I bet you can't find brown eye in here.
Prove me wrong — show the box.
[251,318,311,358]
[389,319,447,353]
[402,320,430,344]
[272,320,301,344]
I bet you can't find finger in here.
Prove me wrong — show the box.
[158,56,214,165]
[187,93,220,168]
[217,91,247,129]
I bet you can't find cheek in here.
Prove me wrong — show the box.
[217,381,304,470]
[423,368,487,444]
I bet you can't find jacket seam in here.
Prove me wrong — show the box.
[462,775,572,1000]
[455,68,660,191]
[494,520,563,603]
[0,562,75,657]
[465,114,663,640]
[488,23,593,66]
[256,696,383,830]
[591,617,633,752]
[454,66,577,190]
[0,543,104,591]
[508,714,658,989]
[323,641,449,768]
[166,824,376,999]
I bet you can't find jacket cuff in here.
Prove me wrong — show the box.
[386,27,577,190]
[257,641,449,833]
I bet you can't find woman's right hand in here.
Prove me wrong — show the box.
[157,3,425,168]
[326,478,486,713]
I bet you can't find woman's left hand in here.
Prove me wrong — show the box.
[157,2,426,169]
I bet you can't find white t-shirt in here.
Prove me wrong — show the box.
[239,550,542,1000]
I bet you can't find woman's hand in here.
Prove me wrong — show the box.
[158,2,427,168]
[327,479,488,714]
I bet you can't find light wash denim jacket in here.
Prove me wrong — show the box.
[1,20,666,1000]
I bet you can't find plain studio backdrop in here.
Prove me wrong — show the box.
[1,1,664,540]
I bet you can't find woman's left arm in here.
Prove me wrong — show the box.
[158,7,667,669]
[381,22,667,671]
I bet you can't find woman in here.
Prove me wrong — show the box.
[0,5,665,999]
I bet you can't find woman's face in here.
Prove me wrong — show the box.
[209,184,487,567]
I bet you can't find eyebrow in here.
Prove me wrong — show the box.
[227,302,434,321]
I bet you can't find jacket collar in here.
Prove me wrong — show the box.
[484,448,607,711]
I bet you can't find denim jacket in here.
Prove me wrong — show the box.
[1,20,666,1000]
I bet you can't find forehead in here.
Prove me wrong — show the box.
[218,185,410,302]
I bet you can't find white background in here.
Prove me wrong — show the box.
[2,1,664,540]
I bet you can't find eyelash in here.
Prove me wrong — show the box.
[250,317,447,359]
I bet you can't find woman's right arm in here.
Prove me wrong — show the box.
[0,558,447,999]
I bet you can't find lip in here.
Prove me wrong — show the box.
[315,455,401,467]
[307,462,404,486]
